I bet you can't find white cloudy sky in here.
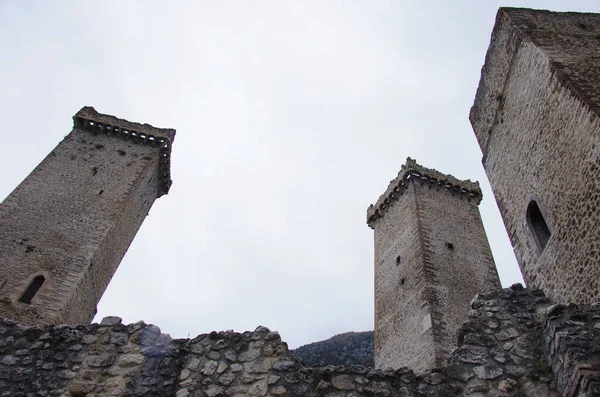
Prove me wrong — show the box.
[1,1,598,349]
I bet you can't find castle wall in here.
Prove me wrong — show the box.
[0,285,580,397]
[471,8,600,303]
[369,159,500,372]
[373,181,435,371]
[58,130,161,324]
[413,181,500,367]
[0,108,174,325]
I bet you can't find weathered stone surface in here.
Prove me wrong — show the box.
[272,359,297,371]
[332,375,355,390]
[188,356,203,371]
[101,316,122,326]
[271,386,286,396]
[239,349,261,362]
[205,385,225,397]
[230,363,243,372]
[0,108,175,327]
[248,380,268,396]
[496,328,519,341]
[471,7,600,305]
[444,363,473,382]
[217,361,228,374]
[453,346,488,364]
[498,378,519,392]
[0,286,594,396]
[473,365,503,380]
[175,389,189,397]
[88,353,116,367]
[218,372,236,386]
[201,360,218,375]
[0,356,16,365]
[119,353,144,367]
[367,158,501,371]
[70,381,96,395]
[317,380,330,390]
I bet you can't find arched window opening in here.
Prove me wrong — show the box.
[19,276,45,304]
[527,200,551,251]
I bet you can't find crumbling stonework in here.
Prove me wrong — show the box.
[0,284,594,396]
[471,8,600,304]
[367,158,500,371]
[0,108,175,326]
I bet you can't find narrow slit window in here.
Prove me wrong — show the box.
[19,275,45,304]
[527,200,551,251]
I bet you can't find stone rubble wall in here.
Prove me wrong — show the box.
[542,301,600,396]
[0,284,596,396]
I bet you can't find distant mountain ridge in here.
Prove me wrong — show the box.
[292,331,374,367]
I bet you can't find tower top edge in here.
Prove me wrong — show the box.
[73,106,176,142]
[73,106,175,197]
[498,7,600,19]
[366,157,482,228]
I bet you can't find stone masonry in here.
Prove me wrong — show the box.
[0,284,597,397]
[0,107,175,326]
[367,158,501,371]
[3,6,600,397]
[471,8,600,304]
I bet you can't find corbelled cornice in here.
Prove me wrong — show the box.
[366,158,482,228]
[73,107,176,197]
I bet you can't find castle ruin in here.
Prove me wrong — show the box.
[0,6,598,397]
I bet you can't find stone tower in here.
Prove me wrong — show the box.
[0,107,175,325]
[471,8,600,303]
[367,158,500,371]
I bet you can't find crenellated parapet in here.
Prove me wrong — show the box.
[73,106,176,197]
[366,157,482,228]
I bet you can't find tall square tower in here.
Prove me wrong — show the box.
[0,107,175,325]
[471,8,600,303]
[367,158,500,371]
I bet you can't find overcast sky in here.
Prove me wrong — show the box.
[1,1,599,349]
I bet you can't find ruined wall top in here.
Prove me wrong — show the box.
[366,157,482,228]
[1,285,597,396]
[73,106,176,196]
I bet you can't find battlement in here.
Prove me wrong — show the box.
[73,106,176,196]
[366,158,482,228]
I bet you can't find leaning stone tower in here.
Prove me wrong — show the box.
[367,158,500,371]
[471,8,600,303]
[0,107,175,325]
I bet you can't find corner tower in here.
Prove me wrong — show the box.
[471,8,600,303]
[0,107,175,325]
[367,158,500,371]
